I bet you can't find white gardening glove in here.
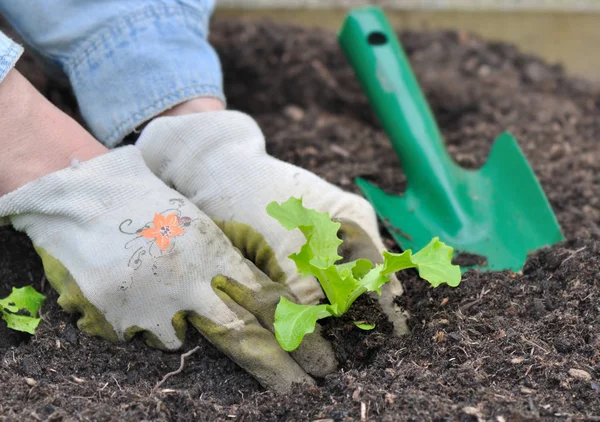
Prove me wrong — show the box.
[0,146,336,392]
[137,111,408,335]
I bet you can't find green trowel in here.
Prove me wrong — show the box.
[338,7,564,272]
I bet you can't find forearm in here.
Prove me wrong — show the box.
[0,67,107,196]
[0,1,225,147]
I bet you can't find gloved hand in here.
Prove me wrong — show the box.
[137,111,408,335]
[0,146,336,392]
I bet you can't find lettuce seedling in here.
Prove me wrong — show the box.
[267,197,461,351]
[0,286,46,334]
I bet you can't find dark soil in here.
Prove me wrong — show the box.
[1,17,599,421]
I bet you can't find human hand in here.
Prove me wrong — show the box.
[0,147,336,392]
[137,111,408,335]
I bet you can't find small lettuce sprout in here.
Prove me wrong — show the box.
[267,197,461,352]
[0,286,46,334]
[353,321,376,330]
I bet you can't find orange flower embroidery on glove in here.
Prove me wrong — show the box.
[139,213,185,251]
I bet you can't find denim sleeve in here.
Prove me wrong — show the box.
[0,1,224,147]
[0,30,22,84]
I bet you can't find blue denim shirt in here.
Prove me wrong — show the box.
[0,1,224,147]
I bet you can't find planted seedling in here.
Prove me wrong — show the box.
[267,197,461,352]
[0,286,45,334]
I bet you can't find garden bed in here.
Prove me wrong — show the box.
[0,18,599,421]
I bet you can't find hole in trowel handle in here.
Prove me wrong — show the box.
[367,31,388,45]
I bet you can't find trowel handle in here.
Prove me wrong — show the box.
[338,7,456,185]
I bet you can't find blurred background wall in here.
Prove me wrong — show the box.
[215,0,600,82]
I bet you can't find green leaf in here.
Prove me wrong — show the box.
[381,250,416,275]
[357,250,416,294]
[0,286,46,334]
[360,239,461,292]
[273,297,333,352]
[320,266,361,314]
[358,264,388,294]
[411,238,462,287]
[336,259,373,280]
[353,321,376,330]
[353,249,414,295]
[266,197,342,273]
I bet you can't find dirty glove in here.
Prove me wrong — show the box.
[137,111,408,334]
[0,146,336,392]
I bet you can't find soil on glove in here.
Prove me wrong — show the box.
[1,17,599,421]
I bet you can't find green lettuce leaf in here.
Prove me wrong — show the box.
[372,238,461,289]
[353,321,376,330]
[320,266,361,315]
[0,286,46,334]
[336,259,373,280]
[266,197,342,273]
[356,249,414,294]
[410,238,461,287]
[273,297,333,351]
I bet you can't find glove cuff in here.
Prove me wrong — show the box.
[136,110,266,184]
[0,146,156,241]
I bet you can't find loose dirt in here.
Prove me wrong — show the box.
[0,18,599,421]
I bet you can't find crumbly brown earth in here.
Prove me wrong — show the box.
[1,18,599,421]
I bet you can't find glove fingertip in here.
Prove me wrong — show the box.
[290,324,338,378]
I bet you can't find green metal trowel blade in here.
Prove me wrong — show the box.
[357,132,564,271]
[339,7,564,271]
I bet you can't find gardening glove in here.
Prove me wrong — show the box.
[136,111,408,335]
[0,146,336,392]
